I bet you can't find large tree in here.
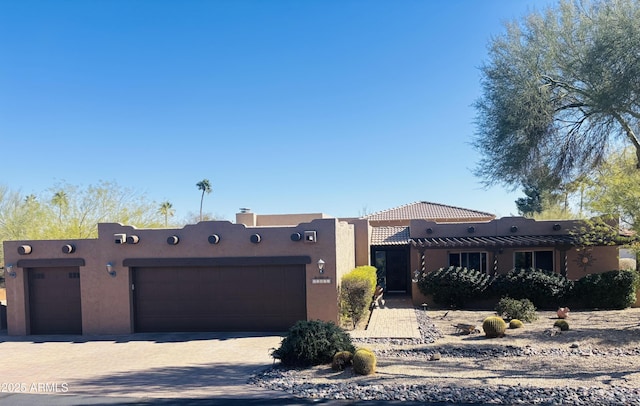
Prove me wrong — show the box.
[474,0,640,188]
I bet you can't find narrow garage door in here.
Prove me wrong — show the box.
[133,265,306,332]
[28,267,82,335]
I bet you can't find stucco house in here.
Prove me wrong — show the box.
[2,201,622,336]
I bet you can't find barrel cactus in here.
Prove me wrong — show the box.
[331,351,353,371]
[482,316,507,338]
[509,319,524,329]
[553,319,570,331]
[353,348,376,375]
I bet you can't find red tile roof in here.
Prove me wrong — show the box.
[371,226,410,245]
[364,201,495,222]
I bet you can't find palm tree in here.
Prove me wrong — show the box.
[158,201,174,227]
[51,191,68,224]
[196,179,212,222]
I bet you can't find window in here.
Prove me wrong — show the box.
[449,252,488,273]
[514,250,554,272]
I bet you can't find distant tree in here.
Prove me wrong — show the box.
[474,0,640,189]
[515,185,543,216]
[44,180,163,238]
[158,201,174,227]
[196,179,212,222]
[583,148,640,233]
[51,190,68,224]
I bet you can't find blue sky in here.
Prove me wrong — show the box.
[0,0,557,222]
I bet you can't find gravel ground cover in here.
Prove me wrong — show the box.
[251,308,640,405]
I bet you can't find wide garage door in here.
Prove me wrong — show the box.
[133,265,306,332]
[28,267,82,335]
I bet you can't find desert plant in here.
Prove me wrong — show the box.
[482,316,507,338]
[271,320,356,367]
[572,270,639,309]
[495,297,538,322]
[340,266,377,328]
[490,268,573,309]
[416,266,493,308]
[554,319,570,331]
[509,319,524,329]
[331,351,353,371]
[353,348,376,375]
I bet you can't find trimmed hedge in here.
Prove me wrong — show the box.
[416,266,492,308]
[572,270,639,309]
[340,266,377,328]
[418,266,638,310]
[490,268,573,309]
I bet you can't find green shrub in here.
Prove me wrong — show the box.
[271,320,356,367]
[572,270,639,309]
[553,319,570,331]
[331,351,353,371]
[491,268,573,309]
[495,297,538,322]
[353,348,376,375]
[482,316,507,338]
[340,266,377,328]
[416,266,493,308]
[509,319,524,329]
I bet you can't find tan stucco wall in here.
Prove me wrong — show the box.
[235,212,331,227]
[3,218,355,335]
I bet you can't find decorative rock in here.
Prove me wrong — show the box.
[429,352,441,361]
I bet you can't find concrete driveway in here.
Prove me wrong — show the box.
[0,331,293,404]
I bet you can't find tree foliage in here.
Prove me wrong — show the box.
[583,147,640,233]
[474,0,640,188]
[0,181,165,265]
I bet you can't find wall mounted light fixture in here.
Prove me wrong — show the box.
[106,262,116,277]
[317,259,325,274]
[5,264,16,278]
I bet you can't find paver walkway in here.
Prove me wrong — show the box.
[349,295,421,339]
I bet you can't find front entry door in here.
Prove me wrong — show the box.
[372,247,409,293]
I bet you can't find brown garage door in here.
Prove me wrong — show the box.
[133,265,306,332]
[28,267,82,335]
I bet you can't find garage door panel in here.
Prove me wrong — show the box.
[134,265,306,332]
[28,267,82,335]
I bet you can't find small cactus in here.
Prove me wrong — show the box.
[331,351,353,371]
[509,319,524,329]
[353,348,376,375]
[554,319,570,331]
[482,316,507,338]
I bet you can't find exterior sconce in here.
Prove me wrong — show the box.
[62,244,75,254]
[510,226,518,232]
[467,226,475,233]
[18,245,32,255]
[290,232,302,241]
[5,264,16,278]
[553,224,562,231]
[208,234,220,244]
[317,259,325,274]
[127,235,140,244]
[167,235,179,245]
[426,228,433,234]
[250,234,261,244]
[106,262,116,277]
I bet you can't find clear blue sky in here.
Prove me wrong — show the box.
[0,0,557,222]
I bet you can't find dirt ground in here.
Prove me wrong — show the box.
[298,308,640,390]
